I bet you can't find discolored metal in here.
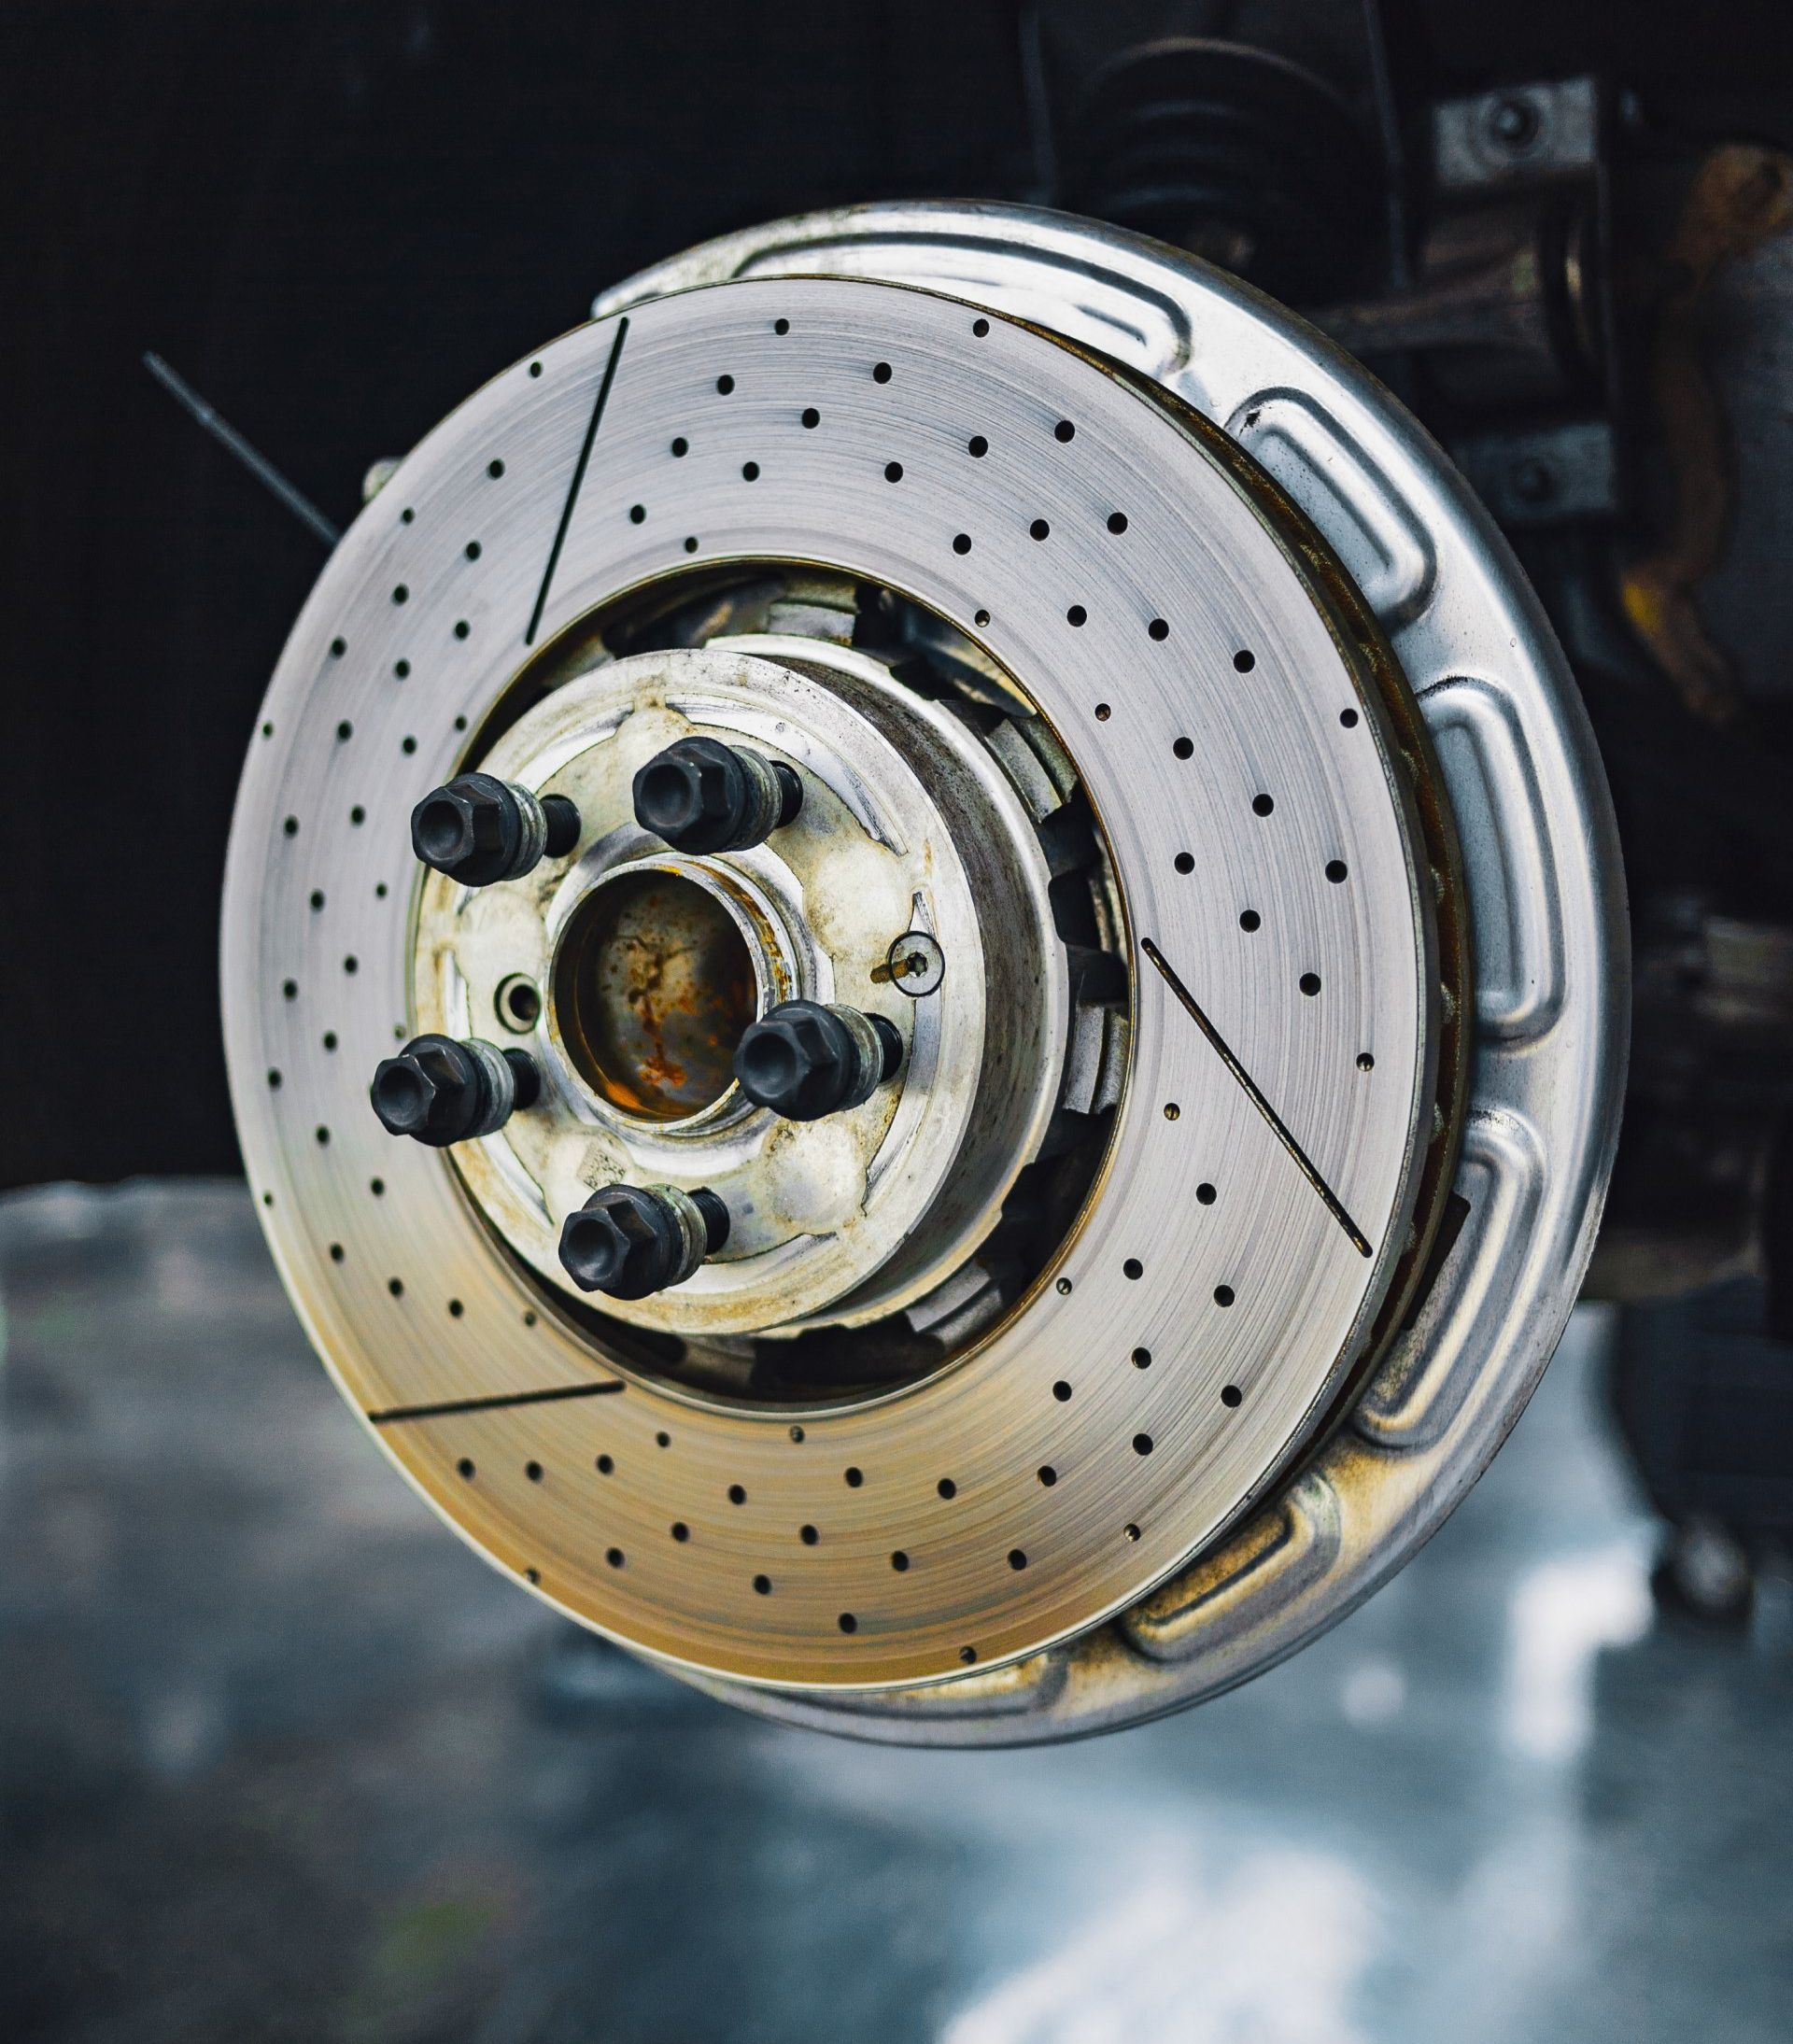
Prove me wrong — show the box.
[224,266,1450,1691]
[554,866,756,1121]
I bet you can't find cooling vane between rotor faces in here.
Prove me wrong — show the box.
[223,211,1618,1743]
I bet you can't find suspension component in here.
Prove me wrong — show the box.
[631,736,801,853]
[733,1000,903,1121]
[369,1035,538,1147]
[558,1183,730,1299]
[410,772,580,886]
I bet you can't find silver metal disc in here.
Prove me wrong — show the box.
[223,267,1448,1691]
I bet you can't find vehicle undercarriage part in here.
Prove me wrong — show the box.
[221,203,1626,1743]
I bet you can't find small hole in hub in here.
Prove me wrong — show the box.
[496,974,542,1033]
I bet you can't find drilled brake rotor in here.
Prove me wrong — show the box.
[224,206,1624,1735]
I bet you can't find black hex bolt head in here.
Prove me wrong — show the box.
[733,1000,903,1121]
[558,1183,729,1299]
[369,1035,536,1147]
[632,737,801,854]
[411,773,579,886]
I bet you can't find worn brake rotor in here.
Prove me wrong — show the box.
[221,204,1626,1741]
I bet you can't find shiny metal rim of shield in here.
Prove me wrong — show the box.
[222,267,1452,1690]
[591,204,1630,1739]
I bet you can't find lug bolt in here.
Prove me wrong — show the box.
[558,1183,730,1299]
[632,737,802,854]
[369,1035,539,1147]
[733,1000,903,1121]
[411,773,580,886]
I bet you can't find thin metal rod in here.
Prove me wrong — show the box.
[1142,937,1374,1257]
[1359,0,1413,292]
[367,1379,626,1426]
[1019,1,1059,206]
[142,351,341,546]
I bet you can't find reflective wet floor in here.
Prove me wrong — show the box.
[2,1181,1788,2043]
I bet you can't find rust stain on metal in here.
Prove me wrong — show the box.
[557,870,756,1121]
[870,947,931,985]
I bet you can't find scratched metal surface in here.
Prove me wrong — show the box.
[220,274,1437,1691]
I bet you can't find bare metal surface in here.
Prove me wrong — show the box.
[223,262,1440,1695]
[1433,78,1601,192]
[590,203,1628,1741]
[1140,938,1372,1258]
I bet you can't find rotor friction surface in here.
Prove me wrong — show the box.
[222,274,1437,1688]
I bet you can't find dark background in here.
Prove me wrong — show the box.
[3,0,1030,1188]
[5,0,1793,1191]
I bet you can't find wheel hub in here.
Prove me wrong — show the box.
[421,634,1074,1344]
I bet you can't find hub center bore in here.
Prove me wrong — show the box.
[552,866,757,1123]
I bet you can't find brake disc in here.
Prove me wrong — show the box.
[221,202,1627,1742]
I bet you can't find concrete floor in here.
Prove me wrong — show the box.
[1,1182,1788,2044]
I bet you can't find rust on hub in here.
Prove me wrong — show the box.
[552,868,755,1121]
